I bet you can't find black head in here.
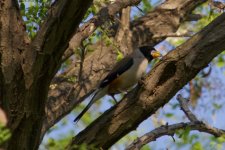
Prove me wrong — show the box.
[139,46,156,61]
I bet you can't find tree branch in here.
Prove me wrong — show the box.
[126,122,225,150]
[115,6,133,54]
[185,14,203,21]
[177,94,198,122]
[69,12,225,149]
[0,0,29,84]
[153,33,192,39]
[22,0,92,88]
[0,0,29,122]
[43,0,208,138]
[126,94,225,150]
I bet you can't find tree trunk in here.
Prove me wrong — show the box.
[0,0,92,149]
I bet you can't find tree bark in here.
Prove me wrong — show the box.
[0,0,92,149]
[69,12,225,149]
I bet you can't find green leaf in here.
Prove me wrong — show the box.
[0,124,11,145]
[192,142,203,150]
[217,135,225,143]
[141,145,151,150]
[142,0,152,13]
[116,50,124,61]
[165,113,174,118]
[217,61,225,68]
[213,103,222,110]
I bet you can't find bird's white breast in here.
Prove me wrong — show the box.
[116,57,148,92]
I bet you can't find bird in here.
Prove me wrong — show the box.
[74,46,161,122]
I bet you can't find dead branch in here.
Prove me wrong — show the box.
[177,94,198,122]
[126,94,225,150]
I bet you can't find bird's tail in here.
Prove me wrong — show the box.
[73,87,107,123]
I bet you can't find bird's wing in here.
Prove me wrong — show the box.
[99,56,133,88]
[74,56,133,122]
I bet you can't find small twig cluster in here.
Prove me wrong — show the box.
[209,0,225,12]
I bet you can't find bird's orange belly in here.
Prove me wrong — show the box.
[108,75,137,94]
[108,58,148,94]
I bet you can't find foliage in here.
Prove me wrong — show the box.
[0,124,11,145]
[19,0,52,38]
[44,136,72,150]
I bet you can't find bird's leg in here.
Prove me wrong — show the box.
[110,94,118,104]
[121,93,127,100]
[138,76,146,86]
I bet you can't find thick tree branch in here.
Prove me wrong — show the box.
[126,94,225,150]
[0,0,29,85]
[115,6,133,54]
[22,0,93,88]
[1,0,92,149]
[0,0,28,129]
[0,0,46,149]
[43,0,208,137]
[69,12,225,149]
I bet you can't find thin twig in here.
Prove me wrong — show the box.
[209,0,225,12]
[65,42,87,101]
[185,14,203,21]
[153,33,192,39]
[78,42,86,81]
[177,94,198,122]
[201,65,212,78]
[135,6,145,15]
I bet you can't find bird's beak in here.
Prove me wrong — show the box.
[151,50,162,58]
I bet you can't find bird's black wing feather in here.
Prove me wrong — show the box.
[74,91,97,123]
[100,56,133,88]
[74,56,133,122]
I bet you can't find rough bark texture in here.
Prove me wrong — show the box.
[69,13,225,149]
[0,0,92,149]
[43,0,207,136]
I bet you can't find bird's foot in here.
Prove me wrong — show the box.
[111,95,118,104]
[138,76,146,86]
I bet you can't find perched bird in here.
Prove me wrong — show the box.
[74,46,161,122]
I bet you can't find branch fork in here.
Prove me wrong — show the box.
[126,94,225,150]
